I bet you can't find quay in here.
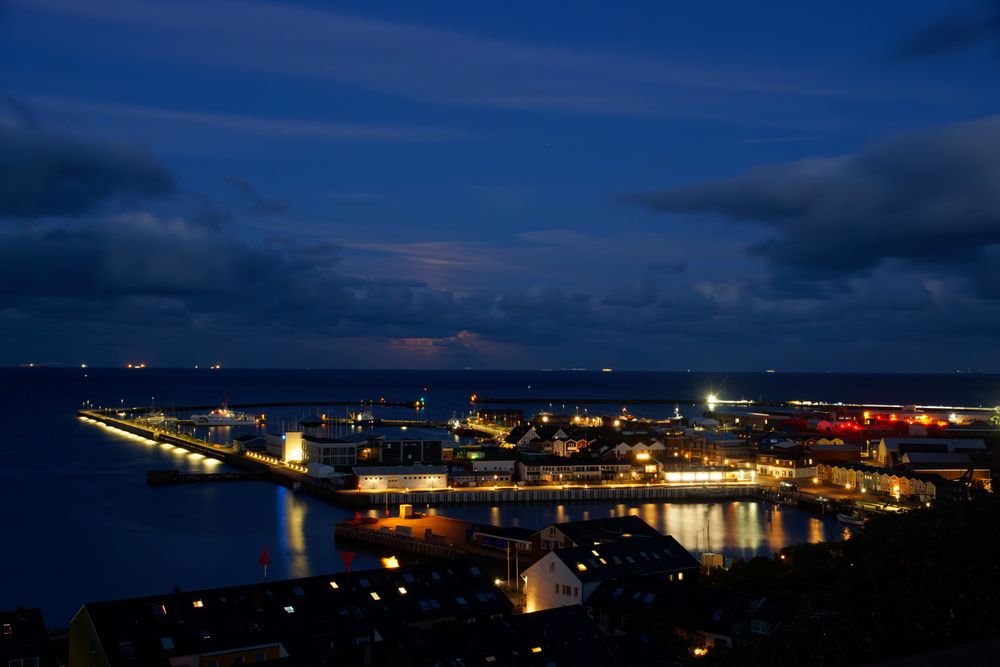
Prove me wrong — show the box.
[334,483,758,507]
[334,514,534,570]
[80,408,763,509]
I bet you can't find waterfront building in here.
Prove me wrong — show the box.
[755,448,818,480]
[876,437,987,467]
[353,465,448,491]
[515,458,630,484]
[0,607,56,667]
[522,533,699,613]
[470,526,535,554]
[825,463,964,501]
[68,560,510,666]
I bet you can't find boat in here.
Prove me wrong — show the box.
[837,511,866,526]
[190,407,254,426]
[349,409,376,423]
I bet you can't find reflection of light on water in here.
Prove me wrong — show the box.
[202,458,222,468]
[808,518,824,543]
[278,487,310,578]
[842,527,853,541]
[554,505,568,524]
[489,506,500,525]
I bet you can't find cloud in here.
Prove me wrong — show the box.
[226,177,288,214]
[895,0,1000,59]
[0,123,174,219]
[2,212,999,369]
[22,93,469,143]
[626,116,1000,290]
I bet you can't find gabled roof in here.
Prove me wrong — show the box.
[76,560,510,666]
[541,516,662,546]
[551,535,699,584]
[408,605,616,666]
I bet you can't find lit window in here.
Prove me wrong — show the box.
[151,604,167,617]
[329,581,339,589]
[398,587,407,595]
[531,647,542,654]
[192,599,204,608]
[576,562,587,571]
[678,572,684,581]
[370,592,381,601]
[284,605,295,614]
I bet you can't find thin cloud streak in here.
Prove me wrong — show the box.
[18,0,859,122]
[21,93,469,143]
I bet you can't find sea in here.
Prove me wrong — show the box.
[2,368,998,625]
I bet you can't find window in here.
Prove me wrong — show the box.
[199,629,211,640]
[2,624,11,636]
[370,592,381,601]
[554,584,559,593]
[329,581,339,590]
[398,587,407,595]
[359,577,371,588]
[548,562,555,573]
[118,641,135,657]
[256,652,267,661]
[292,586,306,598]
[151,603,167,617]
[678,572,684,581]
[284,605,295,614]
[455,596,468,606]
[192,599,204,608]
[562,585,571,595]
[160,636,174,650]
[469,566,481,575]
[574,587,579,597]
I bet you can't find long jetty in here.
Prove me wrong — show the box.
[79,409,763,509]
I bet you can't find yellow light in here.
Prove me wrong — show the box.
[706,394,718,404]
[576,562,587,571]
[329,581,339,589]
[370,592,381,600]
[531,648,542,654]
[192,599,204,608]
[613,419,621,427]
[381,556,400,569]
[398,587,407,595]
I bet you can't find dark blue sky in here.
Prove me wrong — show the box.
[2,0,1000,370]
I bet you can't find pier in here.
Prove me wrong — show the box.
[80,408,764,509]
[334,484,758,507]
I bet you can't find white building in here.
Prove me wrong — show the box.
[353,465,447,491]
[521,533,699,613]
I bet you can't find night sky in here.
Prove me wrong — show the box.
[2,0,999,370]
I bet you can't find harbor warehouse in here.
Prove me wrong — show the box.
[353,465,448,490]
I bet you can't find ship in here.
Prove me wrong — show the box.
[190,407,254,426]
[837,511,866,526]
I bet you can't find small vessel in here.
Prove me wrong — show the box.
[191,407,254,426]
[350,409,376,423]
[837,511,866,526]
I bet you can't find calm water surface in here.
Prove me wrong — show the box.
[2,368,997,623]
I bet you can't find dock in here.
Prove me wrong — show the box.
[334,514,533,569]
[334,484,758,507]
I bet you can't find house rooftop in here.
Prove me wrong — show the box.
[551,535,699,584]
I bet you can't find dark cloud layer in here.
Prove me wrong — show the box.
[627,116,1000,289]
[896,0,1000,59]
[0,124,175,219]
